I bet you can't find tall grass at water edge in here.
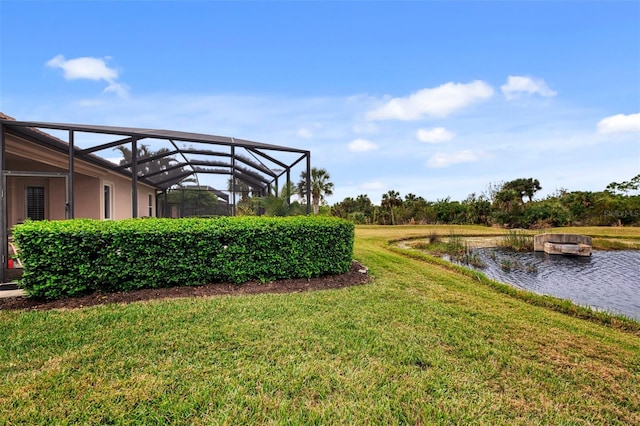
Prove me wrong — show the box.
[500,230,534,251]
[411,231,485,268]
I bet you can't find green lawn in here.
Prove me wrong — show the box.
[1,225,639,425]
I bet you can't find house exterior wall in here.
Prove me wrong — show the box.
[7,176,66,227]
[4,131,157,230]
[75,173,100,219]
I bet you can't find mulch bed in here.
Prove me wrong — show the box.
[0,261,370,311]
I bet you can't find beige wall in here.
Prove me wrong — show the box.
[106,173,156,220]
[4,132,157,230]
[74,173,101,219]
[6,176,66,228]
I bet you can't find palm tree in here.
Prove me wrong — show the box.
[114,144,188,187]
[297,167,334,215]
[256,183,302,217]
[381,190,402,225]
[227,177,257,204]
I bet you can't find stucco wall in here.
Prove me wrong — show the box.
[6,176,67,229]
[74,173,100,219]
[4,132,157,227]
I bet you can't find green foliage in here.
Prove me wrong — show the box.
[490,178,541,227]
[165,188,224,217]
[504,178,542,204]
[462,193,491,225]
[254,182,304,216]
[381,190,402,225]
[434,198,467,224]
[521,200,571,228]
[298,167,334,215]
[254,195,303,217]
[115,144,193,187]
[13,217,354,300]
[331,175,640,228]
[606,173,640,195]
[332,194,375,224]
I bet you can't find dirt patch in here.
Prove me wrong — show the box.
[396,235,505,250]
[0,261,370,311]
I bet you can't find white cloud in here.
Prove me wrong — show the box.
[46,55,117,81]
[366,80,494,121]
[349,138,378,152]
[416,127,455,143]
[46,54,129,97]
[103,82,130,98]
[501,76,557,100]
[597,113,640,134]
[427,150,480,168]
[297,127,313,138]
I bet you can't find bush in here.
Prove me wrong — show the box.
[13,216,354,300]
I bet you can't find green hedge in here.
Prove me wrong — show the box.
[13,216,354,300]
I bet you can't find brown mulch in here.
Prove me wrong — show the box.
[0,261,370,311]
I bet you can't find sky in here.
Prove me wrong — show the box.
[1,0,639,206]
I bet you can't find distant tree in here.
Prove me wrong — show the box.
[400,193,429,224]
[331,194,375,224]
[166,188,219,217]
[331,197,355,219]
[501,178,542,205]
[606,174,640,195]
[381,190,402,225]
[522,199,571,228]
[557,191,596,224]
[433,197,468,224]
[482,181,503,204]
[462,193,491,225]
[114,144,191,187]
[227,177,261,204]
[297,167,335,215]
[490,178,542,227]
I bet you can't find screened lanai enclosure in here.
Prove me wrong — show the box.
[0,116,311,282]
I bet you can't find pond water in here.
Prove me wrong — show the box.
[460,248,640,320]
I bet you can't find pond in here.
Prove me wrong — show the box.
[459,248,640,320]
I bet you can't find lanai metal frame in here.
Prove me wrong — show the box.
[0,118,311,283]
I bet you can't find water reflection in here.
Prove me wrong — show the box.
[463,248,640,320]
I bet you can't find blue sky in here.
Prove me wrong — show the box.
[1,1,639,205]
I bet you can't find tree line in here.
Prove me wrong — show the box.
[113,145,638,226]
[331,175,640,228]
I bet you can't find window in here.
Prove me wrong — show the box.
[104,184,113,219]
[25,186,45,220]
[148,194,153,217]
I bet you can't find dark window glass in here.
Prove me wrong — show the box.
[26,186,45,221]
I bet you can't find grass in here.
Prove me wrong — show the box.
[592,237,640,250]
[410,231,486,268]
[500,230,534,251]
[2,224,640,424]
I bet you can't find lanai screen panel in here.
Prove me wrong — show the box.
[0,119,311,206]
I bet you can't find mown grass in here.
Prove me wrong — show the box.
[1,225,639,424]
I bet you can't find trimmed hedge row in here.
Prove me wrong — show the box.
[13,216,354,300]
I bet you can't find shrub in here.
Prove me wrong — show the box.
[13,216,354,300]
